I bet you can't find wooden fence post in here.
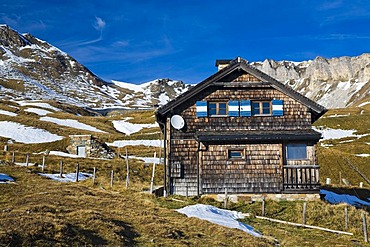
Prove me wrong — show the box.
[125,148,129,189]
[59,161,63,178]
[42,155,45,172]
[11,151,15,163]
[345,207,348,230]
[92,167,96,185]
[110,170,114,188]
[25,154,29,167]
[186,183,189,198]
[150,152,157,194]
[224,188,228,209]
[302,202,307,225]
[262,197,265,216]
[363,212,368,243]
[75,163,79,182]
[4,145,8,152]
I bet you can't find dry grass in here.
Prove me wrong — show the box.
[0,165,270,246]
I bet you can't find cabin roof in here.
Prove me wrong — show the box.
[195,129,322,142]
[156,57,327,123]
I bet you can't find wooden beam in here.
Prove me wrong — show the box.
[255,215,353,236]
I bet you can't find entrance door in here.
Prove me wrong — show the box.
[77,146,86,157]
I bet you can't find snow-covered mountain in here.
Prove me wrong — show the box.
[252,54,370,108]
[0,25,189,108]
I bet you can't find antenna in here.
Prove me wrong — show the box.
[170,115,185,130]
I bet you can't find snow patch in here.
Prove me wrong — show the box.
[112,119,158,135]
[39,172,92,182]
[17,101,60,111]
[107,140,163,147]
[356,154,370,157]
[359,101,370,107]
[0,109,17,116]
[313,127,368,141]
[24,107,52,116]
[0,121,63,143]
[177,204,261,237]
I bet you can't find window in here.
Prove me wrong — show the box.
[209,102,227,116]
[228,149,244,159]
[286,144,307,160]
[252,101,271,115]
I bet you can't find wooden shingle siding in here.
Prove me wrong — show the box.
[174,87,311,138]
[201,144,282,194]
[169,139,198,196]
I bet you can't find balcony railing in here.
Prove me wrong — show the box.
[283,165,320,191]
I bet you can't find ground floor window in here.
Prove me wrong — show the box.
[286,144,307,160]
[228,149,244,159]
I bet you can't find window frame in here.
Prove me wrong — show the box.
[208,102,228,116]
[228,149,245,160]
[251,100,272,116]
[286,143,308,160]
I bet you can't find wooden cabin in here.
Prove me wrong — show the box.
[155,57,327,200]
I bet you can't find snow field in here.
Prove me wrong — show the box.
[0,121,63,143]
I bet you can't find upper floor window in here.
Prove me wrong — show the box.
[252,101,271,115]
[286,144,307,160]
[209,102,227,116]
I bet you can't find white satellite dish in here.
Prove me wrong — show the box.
[171,115,185,130]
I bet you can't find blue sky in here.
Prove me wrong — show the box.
[1,0,369,84]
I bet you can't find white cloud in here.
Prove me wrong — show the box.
[93,16,106,31]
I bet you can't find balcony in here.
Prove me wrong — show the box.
[283,165,320,192]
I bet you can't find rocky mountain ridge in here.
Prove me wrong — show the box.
[252,54,370,108]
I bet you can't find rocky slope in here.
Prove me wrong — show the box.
[252,54,370,108]
[0,25,188,108]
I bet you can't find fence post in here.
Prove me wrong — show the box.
[345,207,348,230]
[26,154,29,167]
[363,212,368,243]
[110,170,114,188]
[42,155,45,172]
[75,163,79,182]
[125,148,129,189]
[4,145,8,152]
[302,202,307,225]
[224,188,228,209]
[59,161,63,178]
[150,152,157,194]
[11,151,15,163]
[186,183,189,198]
[262,197,265,216]
[92,167,96,185]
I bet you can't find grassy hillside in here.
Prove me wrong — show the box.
[314,103,370,186]
[1,100,370,246]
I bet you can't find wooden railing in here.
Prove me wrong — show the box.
[283,165,320,191]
